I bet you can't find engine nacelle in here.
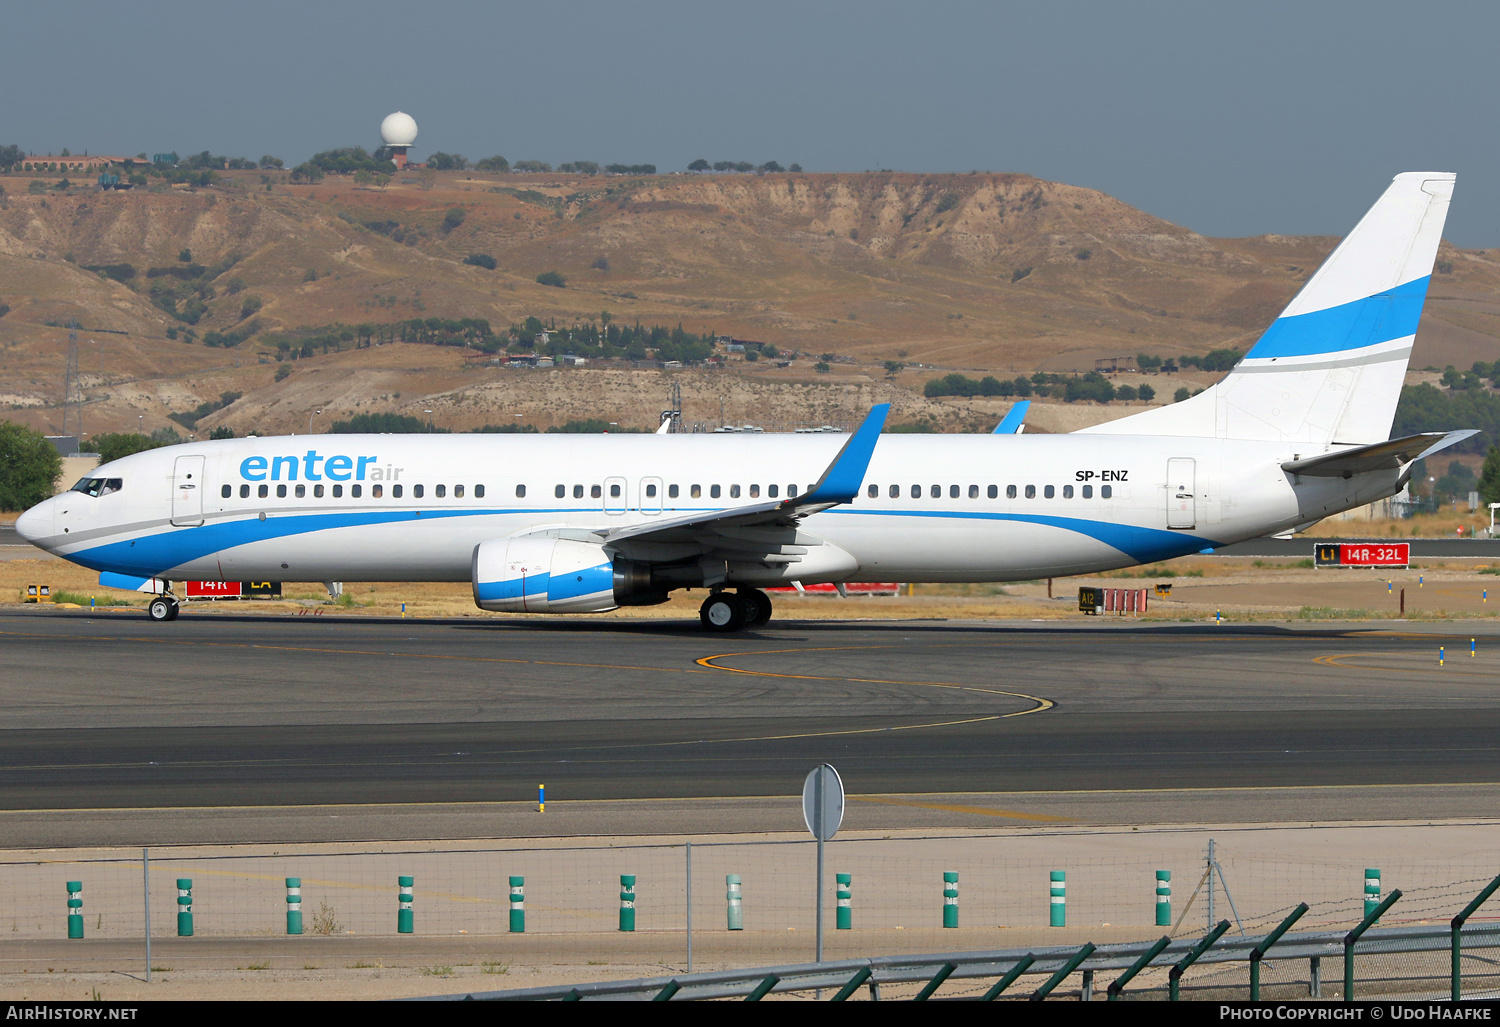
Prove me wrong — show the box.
[472,536,667,613]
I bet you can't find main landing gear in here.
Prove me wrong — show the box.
[699,588,773,632]
[147,595,180,622]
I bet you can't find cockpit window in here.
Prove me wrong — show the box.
[69,478,122,498]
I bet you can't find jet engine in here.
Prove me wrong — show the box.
[472,536,668,613]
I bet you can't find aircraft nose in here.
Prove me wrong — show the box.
[14,499,53,546]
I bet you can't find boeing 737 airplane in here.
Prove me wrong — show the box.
[15,173,1474,630]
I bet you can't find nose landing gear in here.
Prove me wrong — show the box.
[698,588,773,631]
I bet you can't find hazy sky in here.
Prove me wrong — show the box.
[8,1,1497,244]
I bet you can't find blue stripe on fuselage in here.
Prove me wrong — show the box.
[1244,276,1429,360]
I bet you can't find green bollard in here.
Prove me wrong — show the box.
[1156,870,1172,927]
[836,873,852,930]
[176,879,193,937]
[286,877,303,935]
[726,874,743,931]
[1050,871,1066,927]
[943,872,958,928]
[67,881,83,939]
[397,876,413,934]
[509,876,525,933]
[619,875,636,932]
[1364,868,1381,922]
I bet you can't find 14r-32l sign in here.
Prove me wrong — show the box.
[1314,543,1410,568]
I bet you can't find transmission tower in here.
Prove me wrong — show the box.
[62,321,80,436]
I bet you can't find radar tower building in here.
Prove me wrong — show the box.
[379,111,419,170]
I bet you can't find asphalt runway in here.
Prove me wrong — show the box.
[3,606,1500,844]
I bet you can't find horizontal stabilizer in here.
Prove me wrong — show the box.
[1281,430,1478,477]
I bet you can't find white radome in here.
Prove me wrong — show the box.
[380,111,418,147]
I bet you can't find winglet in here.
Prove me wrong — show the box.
[993,400,1030,434]
[795,404,890,505]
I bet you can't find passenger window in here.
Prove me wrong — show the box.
[1044,485,1054,499]
[515,484,525,498]
[769,484,779,498]
[749,484,759,498]
[435,485,446,498]
[669,484,679,499]
[555,484,565,499]
[928,485,938,498]
[610,483,621,498]
[1006,485,1017,499]
[988,485,998,499]
[950,485,959,499]
[1083,485,1093,498]
[333,484,343,498]
[392,484,402,498]
[1102,485,1112,499]
[711,485,721,499]
[295,484,306,498]
[415,484,425,499]
[910,484,921,499]
[1025,485,1036,499]
[573,485,583,498]
[315,484,325,498]
[969,485,978,499]
[1063,485,1073,499]
[221,485,231,498]
[730,485,741,498]
[373,484,383,498]
[240,484,250,498]
[691,484,702,498]
[475,484,485,498]
[352,484,362,498]
[645,483,657,498]
[890,484,900,498]
[788,484,798,497]
[277,484,287,498]
[592,485,602,499]
[454,484,465,498]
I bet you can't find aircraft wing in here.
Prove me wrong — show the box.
[1281,430,1479,477]
[597,403,890,545]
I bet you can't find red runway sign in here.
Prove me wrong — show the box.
[1314,543,1410,568]
[185,580,242,598]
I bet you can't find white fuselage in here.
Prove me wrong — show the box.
[18,431,1398,587]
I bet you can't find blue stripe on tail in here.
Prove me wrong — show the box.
[1245,276,1429,360]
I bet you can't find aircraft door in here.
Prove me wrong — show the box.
[171,455,206,526]
[603,475,627,515]
[1166,457,1196,530]
[640,476,663,515]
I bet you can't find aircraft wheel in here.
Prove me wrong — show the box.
[700,592,746,632]
[148,596,179,622]
[739,588,773,627]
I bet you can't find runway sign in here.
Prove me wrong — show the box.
[1314,543,1409,568]
[186,580,242,598]
[766,582,900,595]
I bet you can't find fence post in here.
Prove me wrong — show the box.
[982,955,1036,1001]
[1155,871,1171,926]
[142,849,151,985]
[836,873,852,929]
[726,874,743,930]
[943,872,959,928]
[1030,942,1095,1001]
[1050,871,1066,927]
[1344,890,1401,1001]
[1169,919,1230,1000]
[619,875,636,932]
[397,876,414,934]
[1450,874,1500,1001]
[176,879,193,937]
[1107,936,1171,1001]
[286,877,303,935]
[509,876,525,933]
[67,881,83,939]
[1249,902,1308,1001]
[1364,868,1381,921]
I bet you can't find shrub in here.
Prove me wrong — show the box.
[536,271,566,288]
[935,192,959,214]
[274,365,292,382]
[1174,386,1191,403]
[442,207,467,232]
[464,253,497,270]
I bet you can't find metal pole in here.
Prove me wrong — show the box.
[142,848,151,984]
[1344,890,1402,1001]
[1206,839,1216,929]
[685,842,693,974]
[815,773,825,963]
[1451,874,1500,1001]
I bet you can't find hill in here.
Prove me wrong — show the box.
[1,169,1498,438]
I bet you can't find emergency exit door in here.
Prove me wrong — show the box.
[1166,458,1196,530]
[171,455,205,526]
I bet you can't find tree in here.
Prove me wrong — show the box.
[1478,446,1500,507]
[0,144,21,170]
[178,248,193,263]
[1174,386,1192,403]
[1138,384,1156,401]
[259,155,283,169]
[814,361,831,373]
[289,162,325,184]
[788,163,803,173]
[428,152,469,171]
[274,364,292,382]
[688,159,710,172]
[883,360,905,377]
[209,426,235,440]
[464,253,497,270]
[536,271,567,288]
[92,432,164,465]
[442,207,467,232]
[475,155,510,172]
[0,422,62,511]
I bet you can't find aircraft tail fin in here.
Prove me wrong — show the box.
[1080,172,1455,446]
